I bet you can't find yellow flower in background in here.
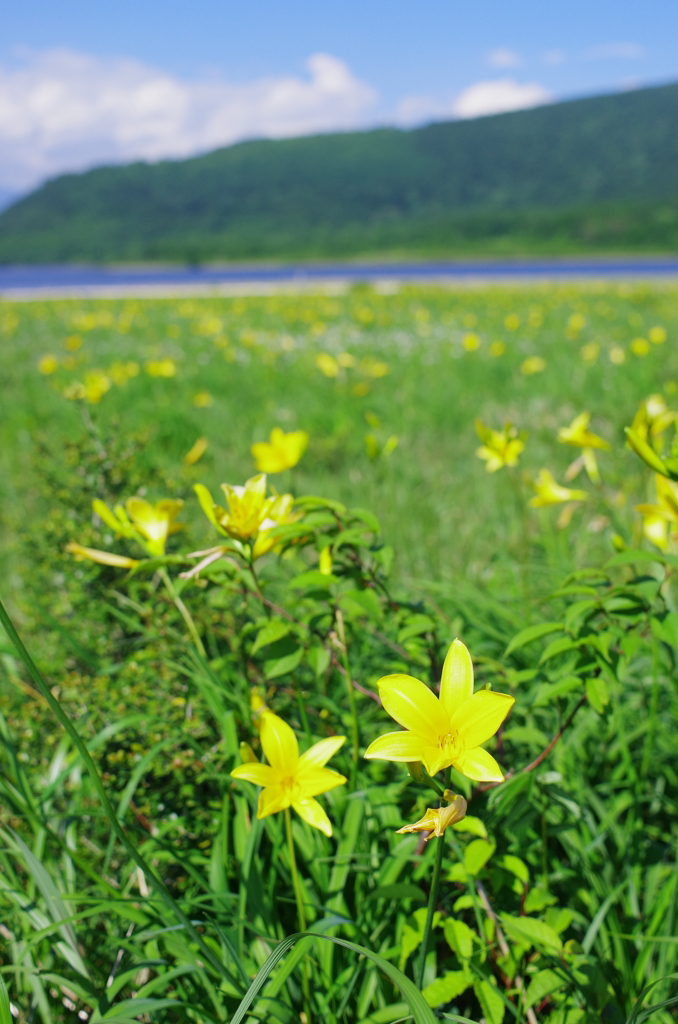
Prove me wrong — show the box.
[631,337,650,357]
[489,341,506,357]
[636,474,678,552]
[319,546,333,575]
[475,419,525,472]
[251,427,309,473]
[92,496,184,556]
[316,352,339,377]
[649,325,667,345]
[609,345,626,365]
[529,469,588,507]
[231,711,346,836]
[558,412,610,451]
[145,358,177,378]
[520,356,546,375]
[82,370,112,404]
[65,542,139,569]
[396,792,468,841]
[364,639,514,782]
[463,333,481,351]
[193,390,213,408]
[183,437,209,467]
[558,412,610,482]
[580,342,600,365]
[631,395,675,444]
[38,354,59,374]
[64,334,83,352]
[504,313,520,331]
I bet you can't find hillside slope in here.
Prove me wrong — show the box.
[1,82,678,262]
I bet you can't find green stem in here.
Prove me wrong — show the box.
[416,826,445,990]
[284,808,312,1024]
[159,568,206,658]
[336,608,359,790]
[0,595,237,991]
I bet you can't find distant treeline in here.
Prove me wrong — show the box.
[2,81,678,262]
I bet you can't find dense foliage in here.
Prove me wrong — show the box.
[0,285,677,1023]
[1,83,678,262]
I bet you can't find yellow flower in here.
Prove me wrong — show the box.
[558,413,610,451]
[38,354,59,374]
[92,496,184,556]
[316,353,339,377]
[194,474,301,557]
[520,356,546,375]
[558,412,610,482]
[183,437,209,466]
[364,639,514,782]
[475,419,525,472]
[636,474,678,551]
[145,358,177,378]
[630,395,675,443]
[631,337,650,357]
[396,792,468,841]
[649,325,667,345]
[251,427,309,473]
[529,469,588,507]
[65,542,139,568]
[231,712,346,836]
[193,390,213,408]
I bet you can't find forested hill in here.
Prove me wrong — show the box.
[2,81,678,262]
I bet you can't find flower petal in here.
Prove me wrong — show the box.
[377,674,447,741]
[451,690,515,748]
[421,745,456,777]
[296,765,347,799]
[257,783,290,818]
[65,542,139,568]
[454,746,505,783]
[230,763,276,787]
[259,712,299,772]
[364,730,427,762]
[293,797,333,836]
[194,483,228,535]
[298,735,346,768]
[439,639,474,717]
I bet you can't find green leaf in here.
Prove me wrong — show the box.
[525,968,566,1008]
[289,569,339,588]
[423,969,473,1008]
[251,618,293,655]
[229,932,438,1024]
[443,919,476,961]
[452,815,488,839]
[339,588,383,622]
[505,622,564,656]
[464,839,496,875]
[306,644,331,677]
[0,974,11,1024]
[499,855,529,884]
[539,636,578,663]
[265,644,304,679]
[586,675,610,714]
[500,914,563,953]
[398,614,436,643]
[531,675,582,707]
[349,506,381,532]
[474,980,505,1024]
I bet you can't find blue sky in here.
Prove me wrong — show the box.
[2,0,677,196]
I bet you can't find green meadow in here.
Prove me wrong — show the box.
[1,283,677,1024]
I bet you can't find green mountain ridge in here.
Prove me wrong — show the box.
[2,81,678,262]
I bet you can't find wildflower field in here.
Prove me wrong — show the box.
[1,283,677,1024]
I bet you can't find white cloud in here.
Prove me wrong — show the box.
[487,48,521,69]
[0,49,377,190]
[452,78,552,119]
[586,42,645,60]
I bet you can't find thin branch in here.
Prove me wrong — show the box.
[476,879,539,1024]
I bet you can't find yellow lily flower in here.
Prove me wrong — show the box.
[558,412,610,483]
[231,712,347,836]
[631,395,676,443]
[529,469,588,507]
[195,474,301,557]
[92,497,184,556]
[475,419,525,473]
[396,792,468,841]
[636,474,678,551]
[65,542,139,568]
[251,427,309,473]
[364,639,514,782]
